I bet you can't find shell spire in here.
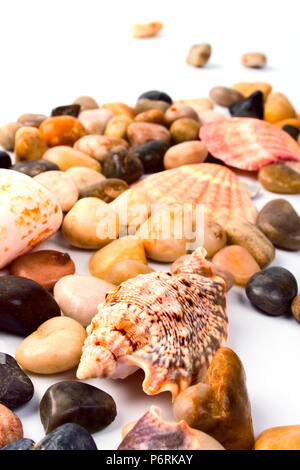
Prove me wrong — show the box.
[77,248,228,398]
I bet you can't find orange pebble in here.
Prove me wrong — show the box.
[134,109,166,125]
[212,245,260,287]
[102,102,136,120]
[274,118,300,130]
[40,116,86,147]
[264,92,296,124]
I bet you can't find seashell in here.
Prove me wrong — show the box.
[0,170,62,269]
[118,406,224,450]
[134,163,258,226]
[200,118,300,171]
[77,247,228,398]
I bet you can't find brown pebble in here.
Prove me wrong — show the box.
[73,96,99,111]
[209,86,244,107]
[241,53,267,69]
[292,295,300,322]
[17,114,48,128]
[170,118,201,143]
[10,250,75,291]
[165,104,199,125]
[258,164,300,194]
[127,122,171,146]
[15,127,48,162]
[164,141,208,169]
[212,245,260,287]
[0,404,23,449]
[134,109,166,126]
[186,44,211,67]
[135,98,170,115]
[0,122,23,151]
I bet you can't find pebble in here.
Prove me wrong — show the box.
[66,166,105,192]
[200,218,227,258]
[80,178,128,202]
[134,109,166,125]
[62,198,118,249]
[170,118,201,143]
[138,90,172,105]
[232,82,272,100]
[51,104,81,118]
[15,127,48,162]
[174,98,213,113]
[258,164,300,194]
[15,316,86,374]
[34,170,79,212]
[35,423,97,450]
[43,146,101,172]
[130,140,169,173]
[0,353,34,409]
[127,122,171,147]
[12,159,59,177]
[225,219,275,268]
[89,236,147,281]
[40,381,116,434]
[264,92,296,123]
[257,199,300,250]
[241,52,267,68]
[104,115,132,139]
[1,438,35,450]
[197,109,226,124]
[275,118,300,130]
[209,86,244,107]
[165,104,199,125]
[212,245,261,287]
[74,135,129,162]
[10,250,75,291]
[0,151,11,169]
[186,43,211,67]
[282,124,300,140]
[0,276,60,336]
[111,188,151,232]
[246,267,298,316]
[17,113,47,128]
[101,146,144,183]
[292,295,300,322]
[102,102,136,120]
[130,21,163,38]
[40,116,86,147]
[0,404,23,449]
[229,91,264,119]
[54,275,115,327]
[78,108,114,135]
[164,141,208,170]
[0,122,22,150]
[255,425,300,450]
[135,98,170,114]
[73,96,99,111]
[109,260,154,285]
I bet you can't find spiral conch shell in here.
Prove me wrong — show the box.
[77,247,228,398]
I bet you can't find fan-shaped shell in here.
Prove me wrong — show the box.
[134,163,257,226]
[200,118,300,171]
[77,248,228,398]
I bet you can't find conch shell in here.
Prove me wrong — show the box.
[77,247,228,398]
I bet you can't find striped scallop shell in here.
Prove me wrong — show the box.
[134,163,258,226]
[200,118,300,171]
[77,248,228,398]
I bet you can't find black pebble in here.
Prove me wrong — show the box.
[35,423,98,450]
[229,91,264,120]
[12,160,60,178]
[130,140,170,173]
[1,439,35,450]
[51,104,81,118]
[0,353,34,409]
[246,267,298,316]
[138,90,172,105]
[102,147,144,184]
[0,151,12,169]
[0,276,61,336]
[282,124,300,141]
[40,381,117,434]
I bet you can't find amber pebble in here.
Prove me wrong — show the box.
[109,260,154,285]
[255,426,300,450]
[102,102,136,120]
[0,122,23,151]
[212,245,260,287]
[10,250,75,291]
[73,96,99,111]
[264,92,296,123]
[134,109,166,126]
[170,118,201,143]
[232,82,272,100]
[292,295,300,322]
[186,44,211,67]
[104,115,132,139]
[241,52,267,69]
[17,114,48,128]
[275,118,300,130]
[43,146,101,172]
[15,127,48,162]
[258,164,300,194]
[127,122,171,147]
[130,21,163,38]
[40,116,86,147]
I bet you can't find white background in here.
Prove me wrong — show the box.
[0,0,300,450]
